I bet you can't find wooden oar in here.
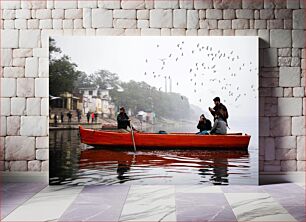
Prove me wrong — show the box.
[130,123,137,152]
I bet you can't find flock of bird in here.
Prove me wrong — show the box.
[143,40,258,105]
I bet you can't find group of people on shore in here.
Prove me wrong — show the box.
[116,97,229,135]
[52,109,89,126]
[197,97,228,135]
[53,111,73,126]
[86,111,98,123]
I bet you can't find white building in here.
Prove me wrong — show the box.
[79,86,115,118]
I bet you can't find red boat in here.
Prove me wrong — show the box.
[79,126,251,150]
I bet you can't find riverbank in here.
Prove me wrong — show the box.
[49,116,196,131]
[49,117,151,130]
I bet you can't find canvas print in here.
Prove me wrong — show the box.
[49,36,258,185]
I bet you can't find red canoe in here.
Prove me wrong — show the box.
[79,126,251,150]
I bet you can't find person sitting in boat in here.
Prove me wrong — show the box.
[210,112,227,135]
[209,97,229,125]
[117,107,136,132]
[196,114,212,135]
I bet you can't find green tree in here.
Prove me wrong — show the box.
[75,72,94,89]
[49,38,81,96]
[49,37,61,59]
[109,80,191,120]
[90,70,120,89]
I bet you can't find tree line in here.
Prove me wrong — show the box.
[49,38,198,120]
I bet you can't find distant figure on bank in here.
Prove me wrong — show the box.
[67,111,72,123]
[91,112,95,123]
[60,112,64,123]
[209,97,229,125]
[196,114,212,134]
[86,111,90,123]
[54,114,58,127]
[210,112,227,135]
[77,110,81,123]
[94,112,98,123]
[117,107,133,131]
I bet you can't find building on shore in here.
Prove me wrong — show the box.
[79,86,116,118]
[136,110,155,124]
[50,92,82,111]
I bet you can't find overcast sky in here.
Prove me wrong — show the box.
[53,36,259,140]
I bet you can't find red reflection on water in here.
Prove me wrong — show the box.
[79,149,249,169]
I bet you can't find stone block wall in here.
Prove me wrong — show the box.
[0,0,305,172]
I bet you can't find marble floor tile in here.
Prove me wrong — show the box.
[59,185,130,221]
[262,183,304,194]
[221,185,264,193]
[175,185,223,193]
[269,192,305,206]
[176,193,237,222]
[59,203,123,222]
[81,185,130,195]
[1,183,47,194]
[282,205,305,222]
[225,193,297,221]
[72,186,130,205]
[1,193,35,205]
[1,205,18,219]
[2,185,84,221]
[295,183,305,188]
[177,193,230,206]
[119,185,176,222]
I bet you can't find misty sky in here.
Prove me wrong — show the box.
[52,36,258,141]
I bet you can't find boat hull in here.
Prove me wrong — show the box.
[79,127,251,150]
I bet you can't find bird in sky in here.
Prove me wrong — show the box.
[142,41,256,107]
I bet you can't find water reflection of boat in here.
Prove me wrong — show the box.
[80,149,248,166]
[79,126,251,150]
[79,149,249,185]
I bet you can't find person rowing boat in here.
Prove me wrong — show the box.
[117,107,136,132]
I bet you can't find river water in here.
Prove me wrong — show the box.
[49,125,258,185]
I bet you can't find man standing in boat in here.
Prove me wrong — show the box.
[117,107,135,131]
[209,97,229,125]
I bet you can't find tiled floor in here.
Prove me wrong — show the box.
[1,182,304,222]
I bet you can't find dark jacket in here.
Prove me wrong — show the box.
[197,119,212,132]
[210,103,229,122]
[117,113,131,130]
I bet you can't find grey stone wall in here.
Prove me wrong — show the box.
[0,0,305,172]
